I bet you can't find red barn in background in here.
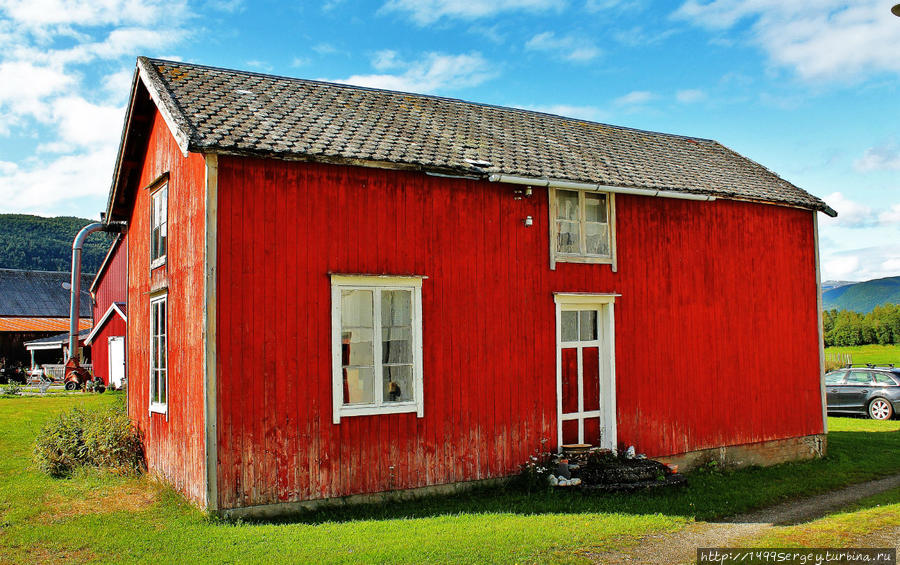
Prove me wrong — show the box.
[85,234,127,389]
[101,57,835,517]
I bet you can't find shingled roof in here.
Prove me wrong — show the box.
[116,56,832,216]
[0,269,92,318]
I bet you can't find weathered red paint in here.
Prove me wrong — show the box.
[90,234,127,386]
[125,109,208,505]
[212,156,822,509]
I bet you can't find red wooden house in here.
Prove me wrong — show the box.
[103,57,835,517]
[84,234,128,389]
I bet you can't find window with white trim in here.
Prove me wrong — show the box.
[150,183,168,268]
[150,294,168,413]
[550,188,616,269]
[331,275,424,423]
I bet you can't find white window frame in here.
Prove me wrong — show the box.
[554,293,618,451]
[548,187,617,271]
[149,293,168,415]
[150,182,168,269]
[331,274,425,424]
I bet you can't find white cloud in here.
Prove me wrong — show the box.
[822,192,875,228]
[0,145,117,214]
[0,60,73,117]
[854,141,900,172]
[673,1,900,82]
[613,90,655,105]
[0,0,185,29]
[878,203,900,224]
[381,0,564,25]
[0,0,190,217]
[525,32,602,62]
[675,89,706,103]
[820,245,900,281]
[325,52,496,94]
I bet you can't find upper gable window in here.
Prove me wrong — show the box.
[331,275,425,423]
[150,183,168,268]
[550,188,616,270]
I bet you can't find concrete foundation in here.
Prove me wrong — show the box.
[655,433,827,472]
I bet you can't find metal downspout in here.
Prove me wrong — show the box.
[68,223,105,360]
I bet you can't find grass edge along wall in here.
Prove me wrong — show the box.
[111,67,825,516]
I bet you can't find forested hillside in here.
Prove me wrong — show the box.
[0,214,112,274]
[823,276,900,313]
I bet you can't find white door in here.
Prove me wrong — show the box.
[108,337,125,388]
[555,294,617,451]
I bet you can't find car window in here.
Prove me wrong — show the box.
[873,373,896,385]
[845,371,873,385]
[824,371,846,384]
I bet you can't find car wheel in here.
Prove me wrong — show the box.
[64,381,77,391]
[868,398,893,420]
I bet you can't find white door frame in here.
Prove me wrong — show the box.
[554,293,618,451]
[108,336,126,388]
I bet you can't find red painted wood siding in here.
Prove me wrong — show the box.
[91,316,126,386]
[91,234,127,386]
[92,234,127,320]
[126,109,208,505]
[214,157,822,509]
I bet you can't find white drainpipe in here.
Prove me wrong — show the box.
[68,222,105,361]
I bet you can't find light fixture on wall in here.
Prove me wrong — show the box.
[524,216,533,227]
[513,187,534,200]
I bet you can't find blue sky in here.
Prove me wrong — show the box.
[1,0,898,281]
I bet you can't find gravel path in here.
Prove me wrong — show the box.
[587,474,900,565]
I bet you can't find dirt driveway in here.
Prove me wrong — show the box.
[588,474,900,565]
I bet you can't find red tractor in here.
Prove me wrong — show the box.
[63,358,105,393]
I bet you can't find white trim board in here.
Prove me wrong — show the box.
[84,302,127,346]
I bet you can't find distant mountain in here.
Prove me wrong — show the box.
[0,214,112,274]
[823,276,900,313]
[821,280,856,292]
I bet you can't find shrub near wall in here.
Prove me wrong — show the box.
[33,405,144,477]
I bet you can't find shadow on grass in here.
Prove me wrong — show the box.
[237,430,900,527]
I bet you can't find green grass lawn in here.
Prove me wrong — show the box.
[1,395,898,564]
[825,344,900,366]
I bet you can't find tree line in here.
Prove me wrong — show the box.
[823,304,900,347]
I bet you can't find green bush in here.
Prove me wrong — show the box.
[33,406,144,477]
[2,382,22,396]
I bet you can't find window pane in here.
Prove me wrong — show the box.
[874,373,895,385]
[384,365,413,403]
[585,193,607,223]
[381,290,411,326]
[561,311,578,342]
[159,222,167,258]
[383,327,412,364]
[151,228,160,261]
[159,370,166,404]
[159,301,166,335]
[343,367,375,404]
[846,371,872,384]
[556,190,579,221]
[382,290,412,365]
[159,337,166,369]
[341,290,373,328]
[342,329,374,366]
[557,220,579,254]
[579,310,597,341]
[824,371,845,384]
[585,222,610,256]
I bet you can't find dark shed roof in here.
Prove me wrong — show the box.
[0,269,92,317]
[24,329,89,348]
[110,57,832,217]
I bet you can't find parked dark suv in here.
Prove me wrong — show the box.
[825,365,900,420]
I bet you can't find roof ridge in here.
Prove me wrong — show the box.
[0,268,90,275]
[145,57,717,144]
